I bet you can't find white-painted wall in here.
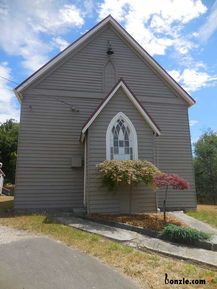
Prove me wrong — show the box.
[0,174,4,195]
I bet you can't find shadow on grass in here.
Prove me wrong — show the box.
[42,216,63,225]
[0,198,50,221]
[0,200,13,210]
[0,198,15,217]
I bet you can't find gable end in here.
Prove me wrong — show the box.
[81,79,161,142]
[14,15,195,107]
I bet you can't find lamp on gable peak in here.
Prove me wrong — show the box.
[107,40,114,55]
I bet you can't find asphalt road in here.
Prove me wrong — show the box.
[0,227,142,289]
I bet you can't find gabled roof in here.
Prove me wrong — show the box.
[80,79,161,142]
[14,15,195,106]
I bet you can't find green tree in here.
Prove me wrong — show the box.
[0,119,19,183]
[194,130,217,204]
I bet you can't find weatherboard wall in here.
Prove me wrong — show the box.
[15,22,196,210]
[86,87,156,213]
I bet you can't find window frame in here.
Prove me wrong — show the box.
[106,112,138,160]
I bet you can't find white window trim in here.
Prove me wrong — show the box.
[106,112,138,160]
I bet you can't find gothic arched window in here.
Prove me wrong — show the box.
[106,112,138,160]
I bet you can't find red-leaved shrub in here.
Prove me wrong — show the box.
[153,173,190,222]
[154,173,190,190]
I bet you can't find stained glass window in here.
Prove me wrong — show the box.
[110,116,133,160]
[106,112,138,160]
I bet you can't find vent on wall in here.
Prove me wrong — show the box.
[104,60,116,92]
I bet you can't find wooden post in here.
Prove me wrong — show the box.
[129,182,133,215]
[163,185,169,222]
[128,173,134,215]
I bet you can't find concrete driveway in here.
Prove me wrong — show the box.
[0,226,142,289]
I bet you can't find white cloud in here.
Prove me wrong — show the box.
[32,4,84,33]
[53,37,69,51]
[83,0,95,16]
[0,63,20,123]
[198,0,217,42]
[98,0,207,56]
[0,0,84,73]
[173,38,196,55]
[168,68,217,92]
[190,120,199,127]
[169,70,182,82]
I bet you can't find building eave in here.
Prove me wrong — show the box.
[81,79,161,142]
[13,89,22,103]
[14,15,195,106]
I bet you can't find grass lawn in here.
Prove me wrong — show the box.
[187,205,217,229]
[0,195,14,211]
[0,196,216,289]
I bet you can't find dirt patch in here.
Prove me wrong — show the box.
[0,195,14,203]
[89,213,185,231]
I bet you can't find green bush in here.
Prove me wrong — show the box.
[159,224,210,244]
[97,160,160,191]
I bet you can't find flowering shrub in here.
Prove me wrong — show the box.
[97,160,160,191]
[154,173,190,190]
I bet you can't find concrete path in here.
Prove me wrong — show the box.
[54,216,217,268]
[170,211,217,244]
[0,226,142,289]
[55,215,138,241]
[128,234,217,268]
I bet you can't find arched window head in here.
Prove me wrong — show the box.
[104,60,116,92]
[106,112,138,160]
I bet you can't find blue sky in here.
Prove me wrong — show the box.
[0,0,217,146]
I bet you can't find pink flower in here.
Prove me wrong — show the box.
[154,173,190,190]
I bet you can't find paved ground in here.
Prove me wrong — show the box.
[55,215,138,241]
[0,226,142,289]
[170,211,217,243]
[54,216,217,268]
